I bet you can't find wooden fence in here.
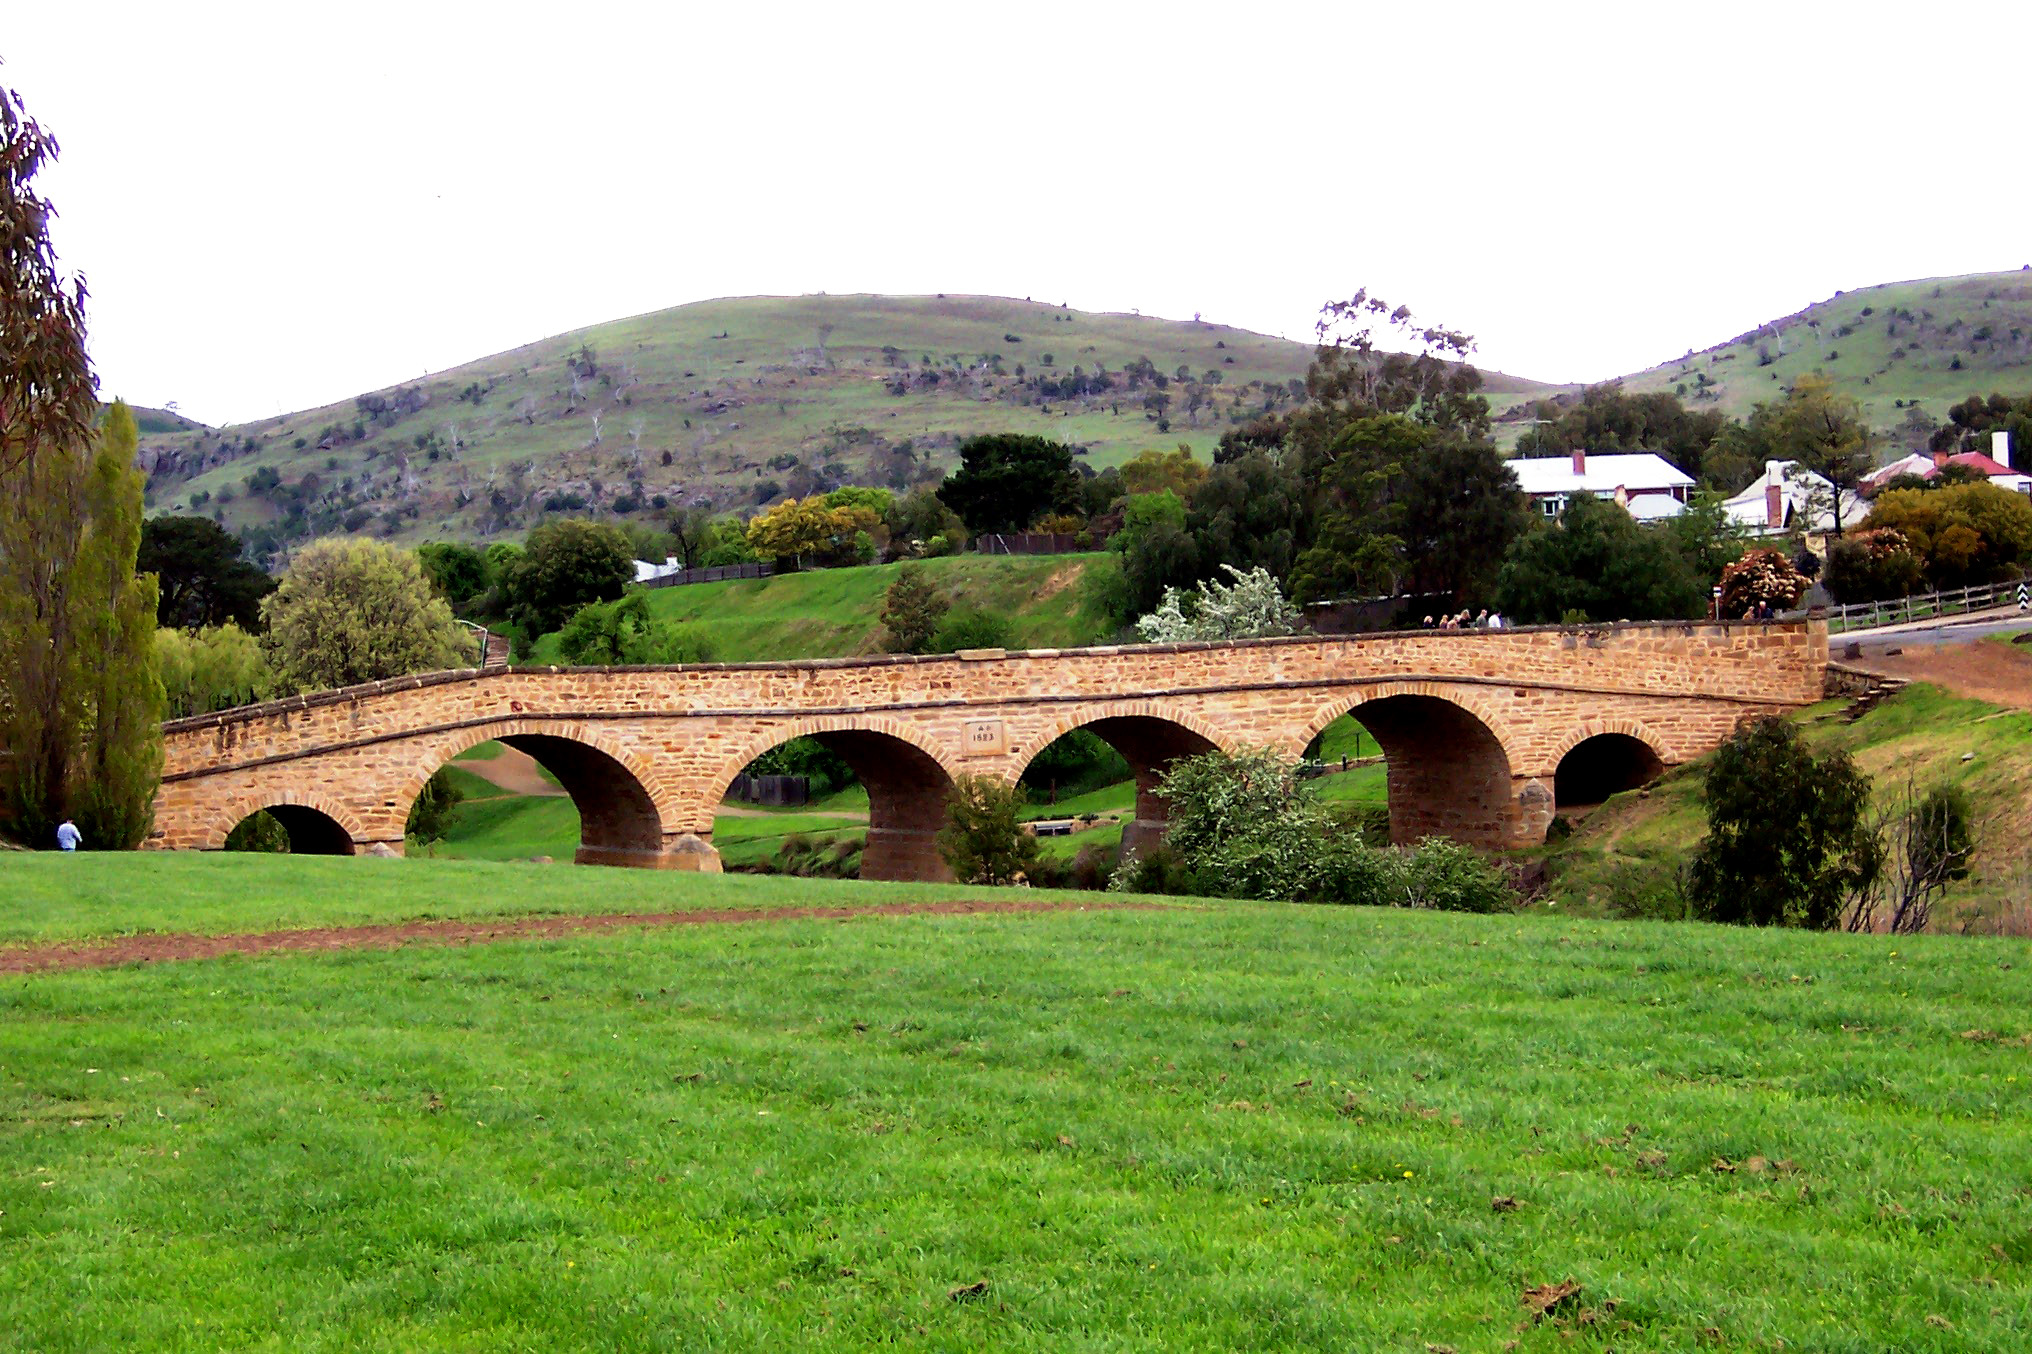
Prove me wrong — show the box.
[639,561,777,589]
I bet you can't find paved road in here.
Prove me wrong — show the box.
[1835,615,2031,650]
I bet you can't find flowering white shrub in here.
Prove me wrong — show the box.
[1135,565,1302,644]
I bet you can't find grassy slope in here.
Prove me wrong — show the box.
[1572,269,2032,447]
[2,859,2029,1350]
[138,294,1543,549]
[1542,684,2032,929]
[529,552,1122,664]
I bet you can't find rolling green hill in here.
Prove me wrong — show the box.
[1504,269,2032,449]
[528,551,1123,664]
[131,293,1549,557]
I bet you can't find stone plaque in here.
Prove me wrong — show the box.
[962,718,1009,757]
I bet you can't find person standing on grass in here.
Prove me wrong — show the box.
[55,819,81,852]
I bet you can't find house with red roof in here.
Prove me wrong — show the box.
[1862,431,2030,497]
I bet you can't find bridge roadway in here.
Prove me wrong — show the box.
[148,619,1828,880]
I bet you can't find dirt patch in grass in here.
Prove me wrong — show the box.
[455,745,567,797]
[1032,562,1083,603]
[0,898,1166,975]
[1848,640,2032,710]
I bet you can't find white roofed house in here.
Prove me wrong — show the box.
[1506,449,1695,520]
[1722,461,1870,538]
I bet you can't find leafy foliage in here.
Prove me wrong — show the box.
[1145,748,1516,913]
[1135,565,1301,643]
[0,401,165,848]
[502,519,635,642]
[555,592,714,665]
[260,537,471,693]
[0,80,96,481]
[1821,528,1926,603]
[745,495,880,568]
[936,774,1040,885]
[928,607,1014,654]
[879,564,949,654]
[404,769,464,845]
[1860,482,2032,589]
[1717,548,1808,619]
[1493,492,1706,623]
[937,434,1079,534]
[139,515,275,631]
[415,541,492,608]
[157,624,275,718]
[1686,717,1881,930]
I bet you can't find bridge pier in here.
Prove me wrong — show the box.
[574,831,723,871]
[861,827,953,883]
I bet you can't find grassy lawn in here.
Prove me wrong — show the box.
[2,867,2029,1349]
[0,855,1075,947]
[425,794,873,871]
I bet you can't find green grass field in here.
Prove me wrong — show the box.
[2,855,2029,1349]
[528,552,1123,664]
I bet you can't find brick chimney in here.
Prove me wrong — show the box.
[1765,479,1783,527]
[1571,448,1586,477]
[1933,449,1949,469]
[1995,429,2013,469]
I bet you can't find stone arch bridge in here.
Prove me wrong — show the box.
[148,621,1826,880]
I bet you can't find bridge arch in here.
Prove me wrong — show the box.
[201,791,372,856]
[1546,720,1670,812]
[396,720,672,868]
[1014,701,1235,862]
[1295,684,1522,850]
[702,716,965,882]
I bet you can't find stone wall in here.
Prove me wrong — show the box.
[149,619,1827,877]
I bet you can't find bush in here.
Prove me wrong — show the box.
[1395,837,1516,913]
[936,774,1040,885]
[1686,716,1881,929]
[929,607,1014,653]
[1822,529,1925,603]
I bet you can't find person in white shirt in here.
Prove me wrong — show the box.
[55,819,81,852]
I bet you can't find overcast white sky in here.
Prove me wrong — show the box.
[10,2,2030,427]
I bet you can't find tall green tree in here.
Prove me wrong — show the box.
[0,80,95,482]
[1281,294,1526,607]
[415,541,491,608]
[260,537,472,692]
[139,515,274,630]
[936,434,1079,534]
[1744,374,1874,535]
[1493,492,1706,623]
[502,518,636,642]
[0,403,165,847]
[71,407,165,846]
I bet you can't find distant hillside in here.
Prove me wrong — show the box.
[129,294,1548,558]
[1501,269,2032,451]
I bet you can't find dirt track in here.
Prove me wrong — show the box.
[1846,635,2032,710]
[0,899,1162,976]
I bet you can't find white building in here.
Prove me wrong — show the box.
[633,556,684,584]
[1506,449,1694,520]
[1722,461,1870,536]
